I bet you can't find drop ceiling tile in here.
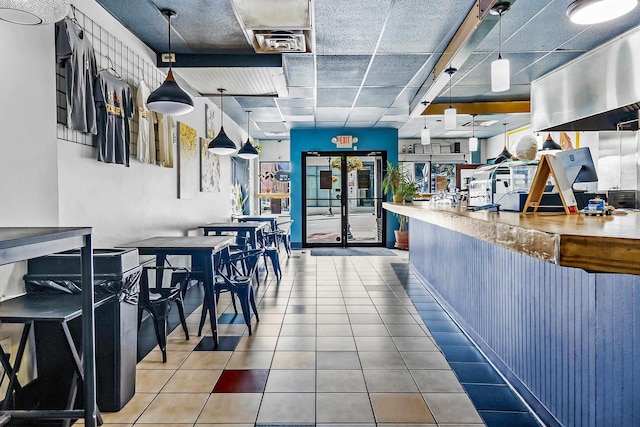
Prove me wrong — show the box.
[244,108,282,122]
[364,54,431,86]
[315,107,351,121]
[284,115,315,122]
[316,55,371,87]
[314,0,392,54]
[378,0,472,53]
[277,98,315,108]
[283,54,315,87]
[355,87,403,107]
[348,107,386,121]
[279,107,316,116]
[287,87,315,98]
[315,121,350,128]
[256,121,289,133]
[235,97,277,108]
[317,88,359,107]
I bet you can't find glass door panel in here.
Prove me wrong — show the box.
[303,152,385,247]
[345,155,384,245]
[304,155,343,244]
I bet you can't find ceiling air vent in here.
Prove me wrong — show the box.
[254,31,306,53]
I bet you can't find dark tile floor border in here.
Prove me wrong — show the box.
[391,263,542,427]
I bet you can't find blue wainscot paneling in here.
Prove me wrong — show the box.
[410,219,640,427]
[289,128,399,248]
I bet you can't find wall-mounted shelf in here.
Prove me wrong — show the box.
[398,153,468,162]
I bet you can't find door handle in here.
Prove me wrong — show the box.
[342,205,346,216]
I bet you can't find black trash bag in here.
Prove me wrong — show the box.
[23,266,141,304]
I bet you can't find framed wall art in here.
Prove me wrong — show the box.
[205,103,215,139]
[177,122,198,199]
[200,137,220,192]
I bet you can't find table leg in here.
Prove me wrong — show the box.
[155,253,167,288]
[193,252,218,347]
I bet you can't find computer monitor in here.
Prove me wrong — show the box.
[555,147,598,187]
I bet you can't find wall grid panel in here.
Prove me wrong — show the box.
[410,220,638,427]
[55,6,164,156]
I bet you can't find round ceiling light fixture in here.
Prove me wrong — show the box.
[567,0,638,25]
[0,0,70,25]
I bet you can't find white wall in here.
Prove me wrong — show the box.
[0,0,248,289]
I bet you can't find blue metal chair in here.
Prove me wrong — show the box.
[137,266,190,363]
[198,247,264,335]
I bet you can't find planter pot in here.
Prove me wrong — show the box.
[393,194,404,203]
[394,230,409,249]
[403,196,413,203]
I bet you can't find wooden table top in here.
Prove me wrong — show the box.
[384,202,640,275]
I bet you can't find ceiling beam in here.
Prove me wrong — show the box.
[424,101,530,115]
[409,0,518,117]
[159,53,283,68]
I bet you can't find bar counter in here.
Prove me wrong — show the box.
[384,201,640,275]
[383,202,640,427]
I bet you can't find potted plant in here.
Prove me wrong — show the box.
[399,179,419,203]
[382,161,404,203]
[394,213,409,249]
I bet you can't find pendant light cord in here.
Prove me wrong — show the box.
[246,111,251,142]
[219,88,225,128]
[168,14,172,69]
[448,72,453,108]
[498,11,502,60]
[472,115,475,138]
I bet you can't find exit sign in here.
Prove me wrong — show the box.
[336,135,353,148]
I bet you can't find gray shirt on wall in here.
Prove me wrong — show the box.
[94,71,134,166]
[56,18,98,135]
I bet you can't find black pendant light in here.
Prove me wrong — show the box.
[494,123,512,163]
[147,9,194,116]
[238,110,259,159]
[540,133,562,151]
[208,88,237,155]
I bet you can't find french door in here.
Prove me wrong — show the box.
[302,151,386,247]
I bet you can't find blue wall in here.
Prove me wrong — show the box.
[289,128,399,248]
[410,219,640,427]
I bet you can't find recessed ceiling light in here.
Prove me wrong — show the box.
[480,120,499,127]
[567,0,638,25]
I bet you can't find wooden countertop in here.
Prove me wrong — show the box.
[383,202,640,275]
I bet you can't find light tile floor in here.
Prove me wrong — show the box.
[87,249,503,426]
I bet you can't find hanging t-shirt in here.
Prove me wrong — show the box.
[55,18,98,135]
[135,80,157,164]
[94,70,134,166]
[157,113,175,168]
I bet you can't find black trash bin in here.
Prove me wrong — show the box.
[24,248,141,413]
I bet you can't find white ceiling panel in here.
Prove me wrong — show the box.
[175,67,286,96]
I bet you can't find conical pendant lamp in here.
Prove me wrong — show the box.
[208,88,237,155]
[540,133,562,151]
[238,110,259,159]
[147,9,194,116]
[494,123,512,163]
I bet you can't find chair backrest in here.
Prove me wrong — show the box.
[229,248,265,280]
[277,219,294,236]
